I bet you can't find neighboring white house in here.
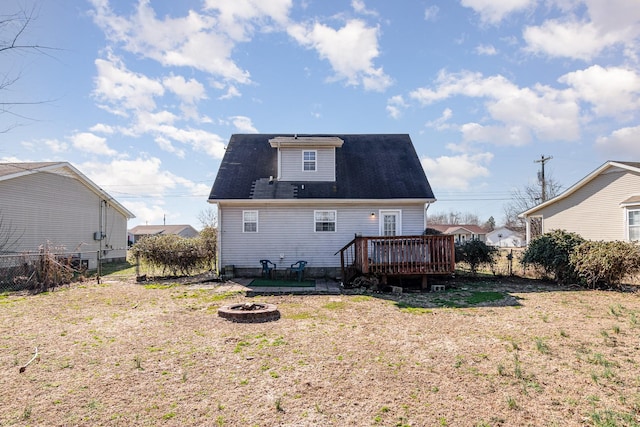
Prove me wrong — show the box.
[427,224,487,244]
[486,227,525,247]
[129,224,199,244]
[0,162,135,268]
[208,134,437,278]
[519,160,640,243]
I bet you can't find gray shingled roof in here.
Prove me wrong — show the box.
[209,134,435,200]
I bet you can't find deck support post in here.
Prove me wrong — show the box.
[421,275,428,290]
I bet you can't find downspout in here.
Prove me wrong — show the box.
[424,202,432,232]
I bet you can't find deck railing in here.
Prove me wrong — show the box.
[337,235,455,283]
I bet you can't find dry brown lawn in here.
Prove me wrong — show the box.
[1,277,640,426]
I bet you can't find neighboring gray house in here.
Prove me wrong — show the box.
[519,161,640,243]
[129,224,199,244]
[428,224,487,244]
[208,134,437,278]
[0,162,135,268]
[485,227,525,247]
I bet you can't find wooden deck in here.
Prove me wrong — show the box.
[336,235,455,286]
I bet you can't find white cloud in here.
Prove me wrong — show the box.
[163,74,207,104]
[421,152,493,191]
[203,0,292,40]
[426,108,453,130]
[386,95,407,119]
[43,139,69,153]
[70,132,118,156]
[351,0,378,17]
[90,0,251,84]
[409,70,580,143]
[475,44,498,55]
[424,5,439,22]
[80,157,186,198]
[559,65,640,118]
[523,20,615,61]
[460,0,535,24]
[230,116,258,133]
[89,123,116,134]
[93,53,164,113]
[523,0,640,61]
[595,125,640,158]
[288,19,392,91]
[218,85,241,100]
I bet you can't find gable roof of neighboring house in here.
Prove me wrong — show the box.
[519,160,640,217]
[209,134,435,201]
[129,224,199,237]
[428,224,487,235]
[0,162,135,219]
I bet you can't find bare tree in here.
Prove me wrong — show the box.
[1,4,56,132]
[503,177,562,235]
[197,206,218,229]
[428,210,480,225]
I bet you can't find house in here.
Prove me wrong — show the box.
[208,134,454,281]
[519,161,640,243]
[485,227,525,247]
[0,162,135,268]
[427,224,487,244]
[128,224,199,244]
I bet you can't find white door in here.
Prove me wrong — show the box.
[379,210,401,236]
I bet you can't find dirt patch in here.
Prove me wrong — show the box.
[1,277,639,426]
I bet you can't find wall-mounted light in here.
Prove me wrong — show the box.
[370,212,375,217]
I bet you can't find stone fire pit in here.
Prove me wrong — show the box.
[218,302,280,323]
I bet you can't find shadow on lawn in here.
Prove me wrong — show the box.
[344,274,590,310]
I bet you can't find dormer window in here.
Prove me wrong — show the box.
[268,136,343,182]
[303,150,317,172]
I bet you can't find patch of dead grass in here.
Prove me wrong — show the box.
[1,278,639,426]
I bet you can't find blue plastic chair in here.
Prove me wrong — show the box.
[288,260,307,282]
[260,259,276,278]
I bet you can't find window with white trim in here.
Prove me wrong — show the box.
[243,210,258,233]
[629,209,640,241]
[315,210,336,232]
[303,150,317,171]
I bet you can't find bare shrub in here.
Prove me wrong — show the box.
[570,240,640,288]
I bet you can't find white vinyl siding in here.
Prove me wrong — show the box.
[218,204,425,268]
[279,148,336,181]
[314,210,336,232]
[534,169,640,241]
[0,168,129,268]
[243,210,258,232]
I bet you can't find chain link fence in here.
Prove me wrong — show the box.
[0,251,98,292]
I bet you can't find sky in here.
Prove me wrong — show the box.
[1,0,639,229]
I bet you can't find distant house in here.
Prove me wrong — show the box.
[208,134,455,281]
[128,224,199,244]
[486,227,525,247]
[519,161,640,243]
[428,224,487,244]
[0,162,135,268]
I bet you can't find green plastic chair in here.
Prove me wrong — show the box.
[288,260,307,282]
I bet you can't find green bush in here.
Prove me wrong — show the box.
[130,229,217,276]
[570,240,640,288]
[521,229,585,284]
[455,240,497,275]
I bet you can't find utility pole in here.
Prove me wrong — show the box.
[534,155,553,201]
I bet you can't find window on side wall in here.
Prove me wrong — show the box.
[303,150,317,171]
[629,209,640,241]
[243,210,258,233]
[315,210,336,232]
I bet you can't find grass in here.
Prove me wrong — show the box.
[2,277,639,426]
